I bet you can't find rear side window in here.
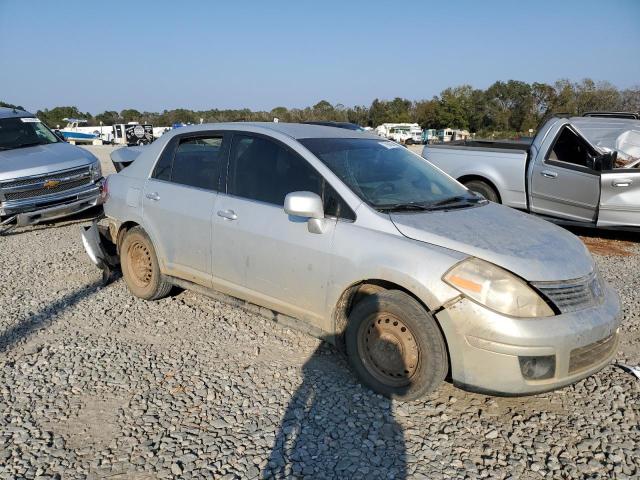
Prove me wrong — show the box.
[153,135,225,190]
[152,140,174,181]
[229,134,354,220]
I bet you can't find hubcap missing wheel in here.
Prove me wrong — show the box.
[360,313,419,386]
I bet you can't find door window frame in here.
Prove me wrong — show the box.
[543,125,600,176]
[223,131,356,221]
[150,130,231,192]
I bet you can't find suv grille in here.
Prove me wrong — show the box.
[533,272,603,314]
[0,166,91,201]
[569,334,617,374]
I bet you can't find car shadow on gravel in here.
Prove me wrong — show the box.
[263,341,407,480]
[0,280,102,353]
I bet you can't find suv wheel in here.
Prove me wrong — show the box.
[120,226,172,300]
[345,290,448,401]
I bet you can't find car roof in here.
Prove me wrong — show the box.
[0,107,35,120]
[166,122,380,140]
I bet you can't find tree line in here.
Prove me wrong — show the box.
[4,78,639,137]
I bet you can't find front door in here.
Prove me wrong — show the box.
[598,169,640,228]
[530,125,600,223]
[212,133,352,321]
[142,132,227,286]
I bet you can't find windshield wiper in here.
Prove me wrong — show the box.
[428,195,485,209]
[376,202,433,212]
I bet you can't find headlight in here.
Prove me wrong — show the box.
[443,257,554,318]
[91,160,102,181]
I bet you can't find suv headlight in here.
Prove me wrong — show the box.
[444,257,554,318]
[91,160,102,181]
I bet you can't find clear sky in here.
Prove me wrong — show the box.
[1,0,639,113]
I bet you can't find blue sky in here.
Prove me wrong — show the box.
[1,0,639,113]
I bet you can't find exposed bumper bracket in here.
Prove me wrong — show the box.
[81,217,119,285]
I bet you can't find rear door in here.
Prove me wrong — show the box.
[142,132,228,286]
[529,125,600,223]
[598,169,640,228]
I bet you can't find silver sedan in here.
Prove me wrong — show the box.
[83,123,621,400]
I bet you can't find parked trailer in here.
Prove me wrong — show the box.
[375,123,422,144]
[112,123,154,146]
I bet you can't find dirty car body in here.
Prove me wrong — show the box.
[83,122,621,398]
[0,108,104,229]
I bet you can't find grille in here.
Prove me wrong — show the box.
[569,334,617,374]
[4,178,90,201]
[0,166,91,201]
[534,272,603,314]
[0,166,89,189]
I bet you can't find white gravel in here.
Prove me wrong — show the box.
[0,152,638,478]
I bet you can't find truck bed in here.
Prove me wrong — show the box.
[422,141,529,209]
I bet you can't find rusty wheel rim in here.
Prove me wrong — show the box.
[127,240,153,288]
[358,313,420,387]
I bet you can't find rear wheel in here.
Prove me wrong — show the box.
[345,290,448,401]
[463,179,500,203]
[120,226,172,300]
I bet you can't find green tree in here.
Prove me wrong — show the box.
[36,106,93,128]
[94,110,121,125]
[0,100,25,110]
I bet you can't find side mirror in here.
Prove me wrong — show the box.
[54,129,66,142]
[284,191,327,234]
[589,151,616,172]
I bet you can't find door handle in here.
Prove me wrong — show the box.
[217,209,237,220]
[612,179,632,187]
[540,170,558,179]
[145,192,160,201]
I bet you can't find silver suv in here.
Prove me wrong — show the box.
[0,108,103,232]
[83,123,621,400]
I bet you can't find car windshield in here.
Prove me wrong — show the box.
[300,138,477,211]
[0,117,59,151]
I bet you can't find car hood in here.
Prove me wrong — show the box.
[0,142,97,181]
[390,202,594,282]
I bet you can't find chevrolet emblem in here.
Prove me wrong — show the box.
[43,180,61,189]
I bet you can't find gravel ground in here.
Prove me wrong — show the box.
[0,147,638,479]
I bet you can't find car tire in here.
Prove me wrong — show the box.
[464,180,500,203]
[405,138,414,145]
[120,226,172,300]
[345,289,448,401]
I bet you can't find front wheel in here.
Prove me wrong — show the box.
[345,290,448,401]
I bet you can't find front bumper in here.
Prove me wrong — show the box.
[1,181,103,226]
[435,285,621,395]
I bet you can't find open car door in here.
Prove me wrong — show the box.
[598,168,640,228]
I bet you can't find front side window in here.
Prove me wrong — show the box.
[229,135,354,219]
[300,138,474,211]
[548,127,597,168]
[0,117,59,151]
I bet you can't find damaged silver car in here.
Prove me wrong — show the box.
[83,123,621,400]
[0,107,104,233]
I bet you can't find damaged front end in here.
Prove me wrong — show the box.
[81,217,119,284]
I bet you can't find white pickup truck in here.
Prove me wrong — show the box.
[422,115,640,231]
